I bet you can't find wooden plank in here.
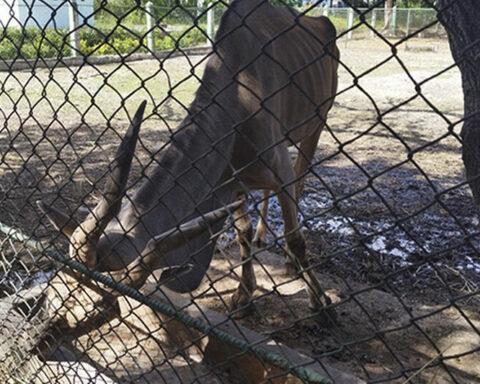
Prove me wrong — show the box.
[120,284,365,384]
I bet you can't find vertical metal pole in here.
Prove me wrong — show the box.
[371,9,376,38]
[406,8,411,37]
[347,8,354,40]
[197,0,204,17]
[391,5,397,36]
[146,1,155,52]
[68,0,80,57]
[435,8,441,35]
[207,4,214,47]
[323,5,329,17]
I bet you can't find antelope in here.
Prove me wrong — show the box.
[38,0,339,324]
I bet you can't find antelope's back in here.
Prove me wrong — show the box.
[214,0,339,140]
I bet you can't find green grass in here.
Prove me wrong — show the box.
[0,54,204,131]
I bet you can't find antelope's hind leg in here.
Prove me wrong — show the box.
[293,126,323,200]
[230,201,257,317]
[252,189,270,248]
[254,128,324,267]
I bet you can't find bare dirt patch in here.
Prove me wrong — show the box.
[196,247,480,384]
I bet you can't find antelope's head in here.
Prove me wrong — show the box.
[37,101,241,291]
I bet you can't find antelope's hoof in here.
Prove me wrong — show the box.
[310,296,337,326]
[312,306,337,327]
[284,261,298,278]
[230,290,254,318]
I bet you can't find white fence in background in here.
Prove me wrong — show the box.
[0,4,443,60]
[0,0,94,29]
[307,7,442,39]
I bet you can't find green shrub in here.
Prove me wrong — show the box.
[0,27,70,60]
[0,23,206,60]
[80,28,105,47]
[0,38,18,60]
[79,26,143,56]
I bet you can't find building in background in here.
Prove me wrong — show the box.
[0,0,94,29]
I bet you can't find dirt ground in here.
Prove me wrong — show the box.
[1,34,479,383]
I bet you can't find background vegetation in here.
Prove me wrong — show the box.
[0,25,206,60]
[0,1,439,60]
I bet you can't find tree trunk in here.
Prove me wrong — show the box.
[382,0,393,34]
[437,1,480,213]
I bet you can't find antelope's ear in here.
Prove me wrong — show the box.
[158,264,194,284]
[144,199,244,257]
[115,200,244,291]
[36,200,78,238]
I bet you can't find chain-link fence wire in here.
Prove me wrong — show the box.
[1,0,479,383]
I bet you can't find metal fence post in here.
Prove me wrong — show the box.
[68,0,80,57]
[371,9,376,38]
[146,1,155,52]
[207,4,214,46]
[197,0,204,17]
[391,5,397,36]
[347,8,354,40]
[323,5,329,17]
[406,8,412,36]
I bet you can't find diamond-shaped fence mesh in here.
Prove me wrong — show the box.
[1,0,479,383]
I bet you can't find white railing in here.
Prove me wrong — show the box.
[0,4,444,60]
[304,7,442,39]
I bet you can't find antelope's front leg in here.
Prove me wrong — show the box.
[278,186,336,326]
[230,201,256,317]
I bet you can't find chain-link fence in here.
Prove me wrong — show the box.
[1,0,479,383]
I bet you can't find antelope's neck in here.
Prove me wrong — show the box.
[122,92,239,242]
[98,56,243,271]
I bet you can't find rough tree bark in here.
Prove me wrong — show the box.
[437,1,480,213]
